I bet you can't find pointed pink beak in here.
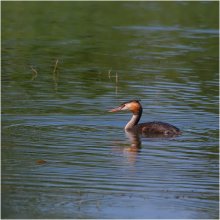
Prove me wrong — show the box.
[108,105,123,112]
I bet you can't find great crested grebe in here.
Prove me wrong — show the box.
[109,100,181,136]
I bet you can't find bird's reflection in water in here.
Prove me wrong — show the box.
[122,130,142,165]
[124,130,142,152]
[112,130,179,165]
[111,130,142,165]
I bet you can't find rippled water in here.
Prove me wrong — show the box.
[2,1,219,219]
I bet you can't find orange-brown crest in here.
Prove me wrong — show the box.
[125,101,141,113]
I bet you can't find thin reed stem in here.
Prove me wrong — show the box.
[30,66,38,80]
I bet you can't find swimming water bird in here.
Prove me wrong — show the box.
[109,100,181,136]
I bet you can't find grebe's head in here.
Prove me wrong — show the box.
[109,100,142,114]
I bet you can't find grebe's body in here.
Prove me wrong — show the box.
[109,100,181,136]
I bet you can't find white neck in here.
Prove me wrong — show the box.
[125,111,142,131]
